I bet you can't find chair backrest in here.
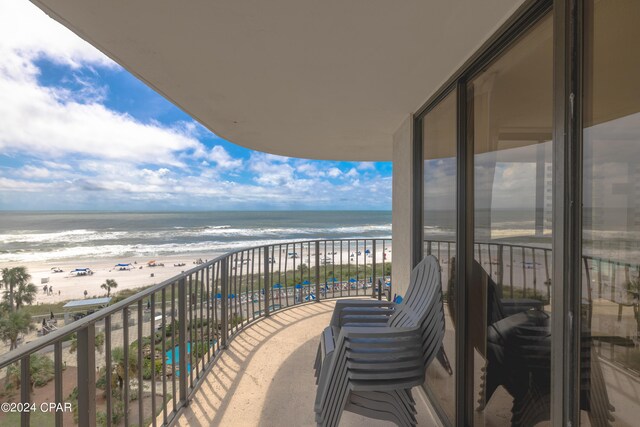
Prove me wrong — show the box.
[388,255,445,366]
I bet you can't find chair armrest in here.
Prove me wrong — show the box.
[330,300,395,327]
[341,325,418,339]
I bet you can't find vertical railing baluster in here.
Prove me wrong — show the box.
[77,324,96,427]
[597,258,603,299]
[123,308,130,425]
[54,340,64,427]
[161,288,167,424]
[264,247,270,315]
[611,264,616,304]
[171,283,176,412]
[521,246,527,298]
[221,259,229,345]
[373,240,379,300]
[20,356,30,427]
[249,250,254,315]
[199,267,205,373]
[150,294,157,427]
[188,273,194,388]
[138,300,144,427]
[206,265,211,364]
[532,248,537,298]
[315,241,320,302]
[257,248,262,318]
[497,245,504,298]
[510,246,514,298]
[488,244,493,278]
[544,248,551,302]
[104,318,112,427]
[213,263,219,353]
[178,276,188,404]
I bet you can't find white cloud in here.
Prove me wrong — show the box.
[357,162,376,171]
[207,146,243,170]
[248,153,295,186]
[17,165,51,179]
[326,167,342,178]
[0,2,114,71]
[0,2,207,167]
[0,2,394,210]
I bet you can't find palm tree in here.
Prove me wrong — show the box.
[101,279,118,297]
[110,346,138,396]
[0,311,35,350]
[0,267,32,312]
[14,282,37,310]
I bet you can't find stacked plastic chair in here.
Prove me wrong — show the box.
[314,255,445,427]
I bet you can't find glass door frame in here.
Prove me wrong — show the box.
[412,0,585,425]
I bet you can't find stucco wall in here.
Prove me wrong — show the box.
[391,115,414,299]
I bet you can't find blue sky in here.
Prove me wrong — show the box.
[0,2,392,211]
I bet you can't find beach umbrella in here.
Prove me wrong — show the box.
[273,283,283,289]
[365,249,370,254]
[215,293,222,299]
[295,284,303,289]
[349,278,357,283]
[302,280,310,285]
[228,293,236,299]
[305,293,316,301]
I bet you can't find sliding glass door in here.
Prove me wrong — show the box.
[580,1,640,425]
[468,12,553,425]
[422,89,457,424]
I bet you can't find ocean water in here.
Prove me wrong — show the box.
[0,211,392,262]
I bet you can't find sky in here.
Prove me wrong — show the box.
[0,1,392,211]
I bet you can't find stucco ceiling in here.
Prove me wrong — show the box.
[31,0,525,161]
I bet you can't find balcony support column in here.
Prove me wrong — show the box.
[392,114,418,299]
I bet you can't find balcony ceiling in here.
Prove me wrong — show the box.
[31,0,525,161]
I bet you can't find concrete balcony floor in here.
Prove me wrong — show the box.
[175,300,437,427]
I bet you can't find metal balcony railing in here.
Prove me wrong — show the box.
[1,237,637,427]
[0,238,391,427]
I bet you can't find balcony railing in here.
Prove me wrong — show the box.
[426,238,640,372]
[0,238,391,427]
[1,237,637,427]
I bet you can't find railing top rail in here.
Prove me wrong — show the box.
[0,237,391,368]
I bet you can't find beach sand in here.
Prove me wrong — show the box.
[0,254,224,304]
[0,246,393,305]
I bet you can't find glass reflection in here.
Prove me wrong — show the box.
[581,1,640,425]
[423,89,457,423]
[469,12,553,426]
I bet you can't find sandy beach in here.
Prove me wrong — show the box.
[0,254,225,304]
[0,245,393,305]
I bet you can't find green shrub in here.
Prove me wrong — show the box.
[143,358,163,380]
